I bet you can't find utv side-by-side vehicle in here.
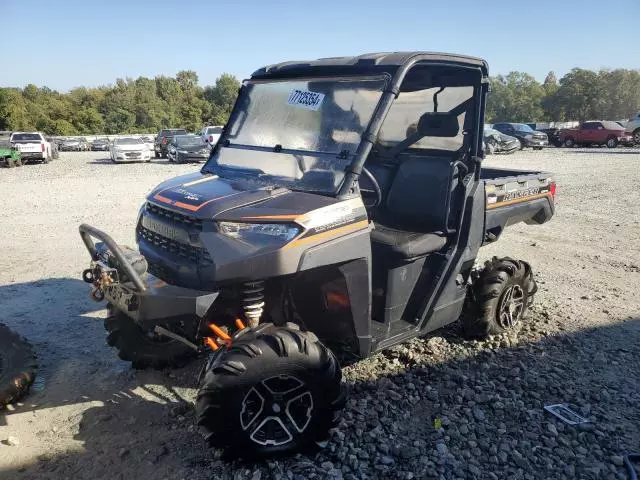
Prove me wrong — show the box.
[79,52,555,455]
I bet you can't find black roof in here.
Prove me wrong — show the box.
[251,51,488,80]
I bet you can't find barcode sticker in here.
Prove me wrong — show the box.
[287,89,325,110]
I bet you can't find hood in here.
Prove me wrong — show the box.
[114,144,146,151]
[147,172,337,220]
[176,144,209,153]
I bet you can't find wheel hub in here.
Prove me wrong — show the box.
[498,284,525,329]
[240,375,313,447]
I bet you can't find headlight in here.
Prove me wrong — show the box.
[178,150,188,154]
[218,222,301,247]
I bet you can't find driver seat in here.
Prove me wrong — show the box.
[370,155,453,259]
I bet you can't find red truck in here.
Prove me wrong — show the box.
[559,121,634,148]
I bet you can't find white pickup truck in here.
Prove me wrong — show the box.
[10,132,52,164]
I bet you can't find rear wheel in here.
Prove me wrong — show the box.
[104,308,198,369]
[634,129,640,145]
[5,157,15,168]
[196,323,345,457]
[461,257,537,339]
[563,137,575,148]
[0,324,37,407]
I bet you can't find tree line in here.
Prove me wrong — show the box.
[1,67,639,135]
[486,68,640,124]
[0,71,240,135]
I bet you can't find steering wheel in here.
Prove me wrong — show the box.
[360,167,382,209]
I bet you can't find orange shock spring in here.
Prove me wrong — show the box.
[203,319,248,352]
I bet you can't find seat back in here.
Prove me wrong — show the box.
[384,155,454,232]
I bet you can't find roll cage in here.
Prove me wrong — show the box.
[207,52,489,197]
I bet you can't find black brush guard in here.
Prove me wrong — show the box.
[79,224,218,328]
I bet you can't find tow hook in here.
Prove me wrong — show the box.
[88,267,117,303]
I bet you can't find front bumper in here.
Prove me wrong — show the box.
[113,151,151,161]
[79,224,218,328]
[524,137,549,147]
[175,152,209,162]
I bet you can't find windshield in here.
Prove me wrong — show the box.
[204,75,387,194]
[378,86,473,151]
[115,137,143,145]
[514,124,534,132]
[206,127,223,135]
[12,133,41,142]
[176,136,205,146]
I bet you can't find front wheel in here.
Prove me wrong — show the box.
[461,257,537,339]
[0,323,37,406]
[196,323,345,457]
[104,308,198,369]
[606,137,618,148]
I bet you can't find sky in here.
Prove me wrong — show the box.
[4,0,640,91]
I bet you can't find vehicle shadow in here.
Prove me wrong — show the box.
[564,149,640,155]
[0,278,204,424]
[2,284,639,479]
[87,159,159,165]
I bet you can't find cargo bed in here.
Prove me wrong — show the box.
[481,167,555,244]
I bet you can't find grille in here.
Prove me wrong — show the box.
[146,202,202,230]
[138,226,212,264]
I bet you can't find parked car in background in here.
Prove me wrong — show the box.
[483,126,519,154]
[60,137,89,151]
[537,127,563,147]
[492,123,548,150]
[110,137,151,163]
[200,125,223,147]
[0,133,23,167]
[91,138,111,151]
[623,112,640,144]
[141,136,155,152]
[558,121,633,148]
[167,135,210,163]
[154,128,187,158]
[9,132,53,163]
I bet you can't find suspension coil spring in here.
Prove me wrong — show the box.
[242,281,265,327]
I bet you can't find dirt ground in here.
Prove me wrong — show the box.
[0,148,639,479]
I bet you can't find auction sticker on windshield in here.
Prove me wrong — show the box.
[287,89,325,111]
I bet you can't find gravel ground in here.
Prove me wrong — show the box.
[0,149,639,479]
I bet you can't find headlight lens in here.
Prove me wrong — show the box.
[178,150,188,154]
[218,222,301,247]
